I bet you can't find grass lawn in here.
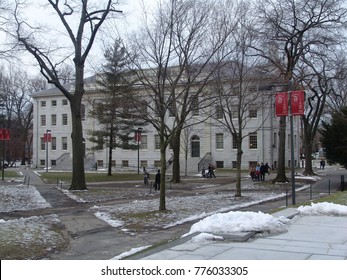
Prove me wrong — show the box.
[2,170,22,178]
[39,171,143,184]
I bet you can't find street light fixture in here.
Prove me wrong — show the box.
[136,127,143,174]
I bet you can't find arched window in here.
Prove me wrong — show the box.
[191,135,200,157]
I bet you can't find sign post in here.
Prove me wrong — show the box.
[0,129,11,181]
[44,130,52,172]
[275,90,305,205]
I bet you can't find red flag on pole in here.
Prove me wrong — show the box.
[44,133,52,142]
[291,90,305,116]
[275,92,289,116]
[0,129,10,141]
[134,131,142,142]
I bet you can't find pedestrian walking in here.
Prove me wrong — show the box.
[208,164,216,178]
[155,169,161,191]
[249,164,256,181]
[264,162,271,175]
[260,162,266,181]
[320,159,326,170]
[143,167,150,186]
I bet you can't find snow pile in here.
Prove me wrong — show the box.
[297,202,347,216]
[111,245,151,260]
[186,211,289,237]
[191,233,224,243]
[0,185,51,212]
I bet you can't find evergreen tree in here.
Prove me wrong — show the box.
[320,107,347,168]
[89,39,144,175]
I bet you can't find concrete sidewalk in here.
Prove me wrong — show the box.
[131,208,347,260]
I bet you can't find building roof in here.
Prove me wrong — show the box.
[31,75,97,98]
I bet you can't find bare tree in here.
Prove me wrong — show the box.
[297,49,347,175]
[128,0,234,210]
[211,0,275,197]
[0,66,33,164]
[255,0,347,182]
[10,0,122,190]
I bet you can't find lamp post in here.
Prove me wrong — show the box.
[136,127,143,174]
[45,129,51,172]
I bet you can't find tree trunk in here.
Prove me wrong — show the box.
[171,130,181,183]
[69,95,87,190]
[108,132,113,176]
[303,141,315,175]
[159,142,167,211]
[272,116,289,183]
[235,147,243,197]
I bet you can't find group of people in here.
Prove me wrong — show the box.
[143,167,161,191]
[249,162,271,181]
[201,164,216,178]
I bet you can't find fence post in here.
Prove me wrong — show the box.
[328,179,331,195]
[286,189,288,207]
[341,175,345,191]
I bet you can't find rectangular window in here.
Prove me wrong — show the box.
[216,133,224,149]
[232,135,237,149]
[41,101,46,107]
[51,137,57,151]
[154,160,161,168]
[273,133,277,148]
[123,139,130,150]
[288,134,291,150]
[140,135,148,149]
[40,137,45,150]
[215,105,223,119]
[168,100,176,117]
[40,115,46,126]
[122,160,129,167]
[81,104,86,121]
[111,160,116,167]
[62,137,68,150]
[249,133,257,149]
[97,160,104,168]
[51,114,57,126]
[140,160,148,168]
[231,105,238,119]
[232,161,237,169]
[51,160,56,166]
[216,161,224,168]
[154,135,160,150]
[62,99,68,105]
[40,159,45,166]
[62,114,68,125]
[294,134,297,149]
[191,97,199,116]
[51,100,57,107]
[249,106,258,118]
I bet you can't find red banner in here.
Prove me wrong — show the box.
[44,133,52,142]
[134,131,142,142]
[0,129,11,141]
[291,90,305,116]
[275,92,289,116]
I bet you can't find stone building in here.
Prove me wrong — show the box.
[31,74,301,174]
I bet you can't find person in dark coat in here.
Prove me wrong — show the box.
[155,169,161,190]
[260,162,266,181]
[143,167,150,186]
[208,164,216,178]
[264,162,271,175]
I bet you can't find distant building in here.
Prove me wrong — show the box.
[31,74,301,173]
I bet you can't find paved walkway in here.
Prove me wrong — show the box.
[3,166,347,260]
[131,208,347,260]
